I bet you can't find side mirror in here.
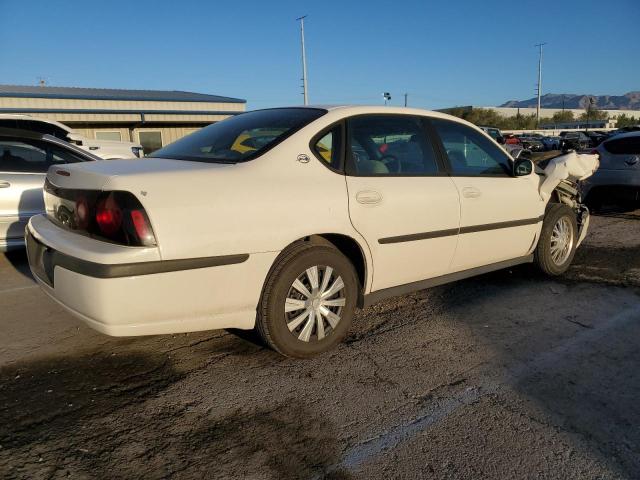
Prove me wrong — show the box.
[513,158,533,176]
[497,136,505,144]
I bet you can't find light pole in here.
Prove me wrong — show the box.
[297,15,309,105]
[383,92,391,105]
[535,43,546,128]
[586,96,595,132]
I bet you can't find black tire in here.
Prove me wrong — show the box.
[256,242,358,358]
[534,203,578,276]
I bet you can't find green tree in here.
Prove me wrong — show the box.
[614,113,640,128]
[579,108,608,121]
[550,110,574,123]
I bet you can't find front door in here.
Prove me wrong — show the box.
[430,118,542,272]
[345,114,461,292]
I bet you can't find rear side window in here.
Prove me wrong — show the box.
[346,115,439,176]
[603,136,640,155]
[150,108,326,163]
[0,141,48,173]
[432,119,512,176]
[0,141,89,173]
[313,125,342,170]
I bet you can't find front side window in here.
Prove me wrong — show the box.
[150,108,327,163]
[0,141,48,173]
[432,119,512,176]
[347,115,439,175]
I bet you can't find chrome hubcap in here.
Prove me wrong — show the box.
[550,217,574,265]
[285,265,346,342]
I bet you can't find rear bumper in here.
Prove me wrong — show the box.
[26,216,278,336]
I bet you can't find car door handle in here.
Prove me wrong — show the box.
[462,187,482,198]
[356,190,382,205]
[0,181,10,188]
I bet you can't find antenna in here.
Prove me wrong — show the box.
[535,43,547,127]
[296,15,309,105]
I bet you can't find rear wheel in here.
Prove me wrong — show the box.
[256,243,358,358]
[534,204,578,275]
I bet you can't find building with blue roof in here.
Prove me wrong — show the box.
[0,84,246,153]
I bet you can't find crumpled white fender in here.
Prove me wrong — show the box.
[539,151,600,203]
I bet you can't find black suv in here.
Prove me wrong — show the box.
[559,131,591,150]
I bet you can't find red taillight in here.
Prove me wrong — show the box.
[130,209,153,244]
[45,179,155,246]
[95,195,122,236]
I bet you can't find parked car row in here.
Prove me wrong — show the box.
[0,114,143,159]
[583,131,640,210]
[1,114,144,251]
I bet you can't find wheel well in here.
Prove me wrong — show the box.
[307,234,367,291]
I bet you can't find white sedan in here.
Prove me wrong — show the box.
[26,106,599,357]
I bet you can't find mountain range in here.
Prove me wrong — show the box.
[499,91,640,110]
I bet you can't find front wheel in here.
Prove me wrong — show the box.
[256,243,359,358]
[534,204,578,275]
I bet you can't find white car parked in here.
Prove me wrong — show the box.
[26,106,599,357]
[0,114,143,159]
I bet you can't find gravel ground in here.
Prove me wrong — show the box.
[0,209,639,479]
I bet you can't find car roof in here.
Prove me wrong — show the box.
[0,114,73,133]
[0,126,46,140]
[606,130,640,140]
[283,104,488,129]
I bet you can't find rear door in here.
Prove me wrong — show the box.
[344,114,461,291]
[430,118,542,272]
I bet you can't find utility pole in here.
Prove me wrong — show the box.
[586,96,595,132]
[404,93,408,107]
[297,15,309,105]
[535,43,546,128]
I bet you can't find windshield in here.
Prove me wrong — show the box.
[150,108,326,163]
[486,129,500,140]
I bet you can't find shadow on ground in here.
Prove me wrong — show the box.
[0,344,349,479]
[2,249,32,280]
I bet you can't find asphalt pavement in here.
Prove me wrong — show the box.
[1,209,639,479]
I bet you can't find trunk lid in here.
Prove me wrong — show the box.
[47,157,232,191]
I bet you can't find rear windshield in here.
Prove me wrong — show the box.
[150,108,326,163]
[603,135,640,155]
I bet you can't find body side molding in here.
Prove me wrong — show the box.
[378,216,544,244]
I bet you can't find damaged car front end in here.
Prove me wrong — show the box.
[538,151,600,247]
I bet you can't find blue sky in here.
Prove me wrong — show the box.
[1,0,638,110]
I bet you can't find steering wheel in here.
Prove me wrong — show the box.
[380,154,401,173]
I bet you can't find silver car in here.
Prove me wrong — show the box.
[0,128,98,251]
[582,131,640,209]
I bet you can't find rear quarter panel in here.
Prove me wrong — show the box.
[102,131,367,270]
